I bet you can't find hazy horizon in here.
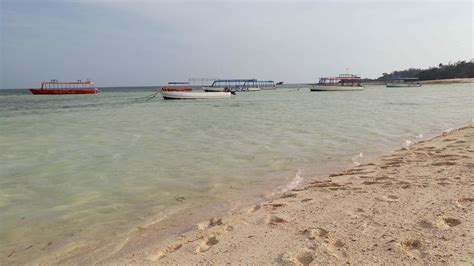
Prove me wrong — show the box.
[1,0,472,88]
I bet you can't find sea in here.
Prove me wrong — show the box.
[0,83,472,262]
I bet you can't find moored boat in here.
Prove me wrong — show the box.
[161,89,231,100]
[30,80,98,95]
[386,77,421,87]
[310,74,364,91]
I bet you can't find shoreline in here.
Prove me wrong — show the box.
[362,78,474,86]
[32,122,473,264]
[418,78,474,84]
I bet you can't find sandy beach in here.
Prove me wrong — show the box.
[36,123,473,265]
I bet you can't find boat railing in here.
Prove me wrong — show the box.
[40,80,95,89]
[161,87,193,92]
[208,79,274,90]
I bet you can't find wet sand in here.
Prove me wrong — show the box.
[35,124,474,264]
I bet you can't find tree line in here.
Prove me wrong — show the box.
[376,59,474,81]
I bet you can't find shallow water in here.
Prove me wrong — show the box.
[0,84,472,262]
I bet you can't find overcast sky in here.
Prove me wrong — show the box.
[1,0,472,88]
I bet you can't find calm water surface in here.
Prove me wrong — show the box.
[0,84,472,262]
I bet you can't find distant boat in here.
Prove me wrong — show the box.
[386,77,421,87]
[161,88,231,100]
[310,74,364,91]
[30,80,98,95]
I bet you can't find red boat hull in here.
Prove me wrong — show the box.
[30,89,98,95]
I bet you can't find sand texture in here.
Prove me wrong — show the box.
[39,125,473,265]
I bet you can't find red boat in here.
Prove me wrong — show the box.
[30,80,98,95]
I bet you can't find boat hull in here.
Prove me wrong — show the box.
[247,87,261,91]
[203,87,226,92]
[309,85,364,91]
[162,91,231,100]
[30,89,98,95]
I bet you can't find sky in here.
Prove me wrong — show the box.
[0,0,472,88]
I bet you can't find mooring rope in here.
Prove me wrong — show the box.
[137,90,160,101]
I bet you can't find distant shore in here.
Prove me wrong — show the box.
[418,78,474,84]
[37,123,474,264]
[363,78,474,86]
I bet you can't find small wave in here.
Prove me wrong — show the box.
[401,140,412,150]
[386,102,421,106]
[443,128,455,134]
[414,133,423,138]
[281,169,303,193]
[351,152,363,166]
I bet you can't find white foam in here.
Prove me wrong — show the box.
[351,152,363,166]
[443,128,455,133]
[401,140,412,150]
[282,169,303,193]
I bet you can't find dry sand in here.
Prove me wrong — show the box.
[41,125,473,265]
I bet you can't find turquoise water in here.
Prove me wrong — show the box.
[0,84,472,262]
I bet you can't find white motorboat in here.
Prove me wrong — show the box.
[161,90,231,100]
[310,74,364,91]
